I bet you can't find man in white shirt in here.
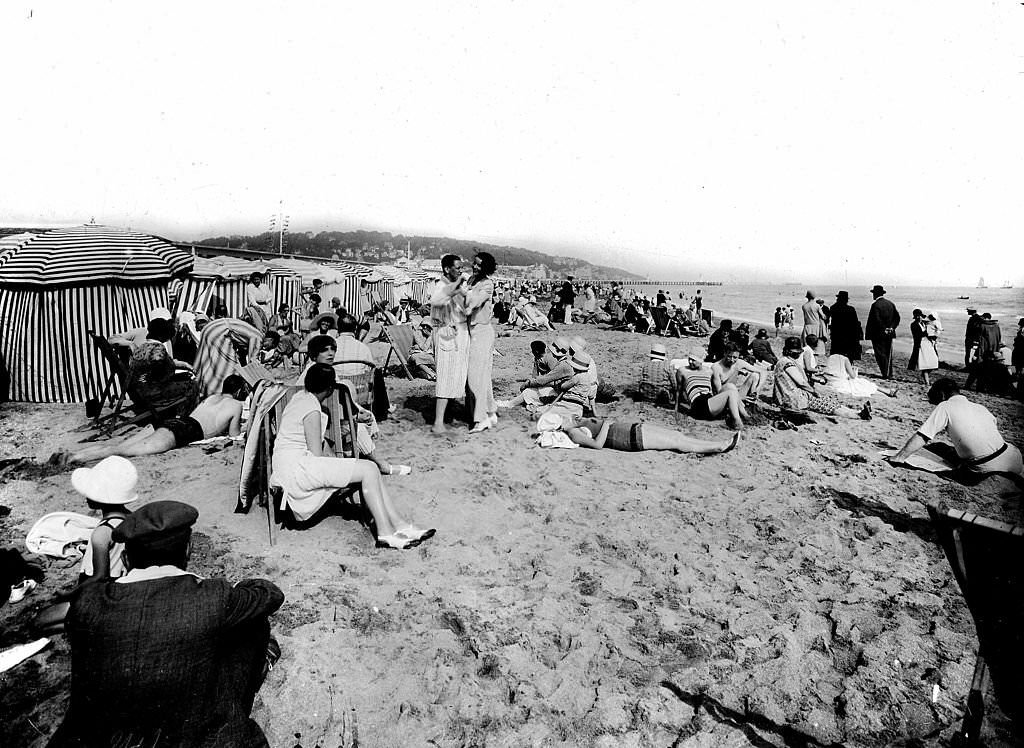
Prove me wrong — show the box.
[889,378,1023,482]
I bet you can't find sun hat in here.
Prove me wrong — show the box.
[148,307,172,321]
[870,285,886,295]
[570,351,592,372]
[528,295,537,303]
[649,343,667,360]
[568,335,588,354]
[687,346,706,362]
[550,337,570,358]
[783,336,803,353]
[966,307,977,313]
[112,500,198,551]
[71,456,139,505]
[755,328,769,339]
[836,291,849,300]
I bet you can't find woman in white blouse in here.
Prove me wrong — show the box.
[272,364,433,550]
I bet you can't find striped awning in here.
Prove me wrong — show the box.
[0,225,193,285]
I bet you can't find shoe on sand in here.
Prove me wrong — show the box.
[388,465,412,476]
[495,400,512,409]
[375,534,413,550]
[859,402,873,420]
[9,579,37,603]
[395,525,436,543]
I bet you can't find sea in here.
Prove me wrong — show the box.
[629,283,1024,365]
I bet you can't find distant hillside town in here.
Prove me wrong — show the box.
[192,229,643,281]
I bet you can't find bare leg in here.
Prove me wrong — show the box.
[348,461,406,535]
[706,389,744,428]
[71,429,177,463]
[639,425,738,454]
[433,397,450,433]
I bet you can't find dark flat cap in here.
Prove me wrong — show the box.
[112,500,198,548]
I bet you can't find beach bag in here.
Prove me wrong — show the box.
[25,512,98,560]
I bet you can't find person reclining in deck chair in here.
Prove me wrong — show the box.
[126,318,200,418]
[888,377,1024,485]
[407,321,437,381]
[63,376,251,464]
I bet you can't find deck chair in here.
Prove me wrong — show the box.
[927,504,1024,745]
[381,324,415,380]
[250,384,361,545]
[85,332,191,436]
[332,359,375,411]
[651,306,670,335]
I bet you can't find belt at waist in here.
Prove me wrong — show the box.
[963,443,1007,466]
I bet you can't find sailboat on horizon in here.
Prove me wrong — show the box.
[1002,280,1014,289]
[977,276,987,288]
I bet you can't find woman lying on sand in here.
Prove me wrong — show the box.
[539,412,739,454]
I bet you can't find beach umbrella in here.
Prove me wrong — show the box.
[0,224,193,285]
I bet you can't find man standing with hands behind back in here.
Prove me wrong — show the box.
[865,284,901,379]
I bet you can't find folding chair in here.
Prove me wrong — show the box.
[84,332,191,436]
[381,324,415,380]
[332,359,376,411]
[927,504,1024,745]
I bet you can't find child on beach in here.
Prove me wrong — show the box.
[35,456,138,633]
[257,330,285,370]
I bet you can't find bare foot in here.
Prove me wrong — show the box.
[430,425,448,435]
[721,432,740,453]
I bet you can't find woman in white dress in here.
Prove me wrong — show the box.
[908,308,940,386]
[429,254,470,434]
[464,251,498,433]
[824,354,899,398]
[272,364,433,549]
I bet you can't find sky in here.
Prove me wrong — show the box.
[1,2,1022,286]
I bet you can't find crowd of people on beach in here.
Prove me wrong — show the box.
[5,261,1023,747]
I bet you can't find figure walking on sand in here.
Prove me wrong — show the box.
[429,254,470,434]
[865,284,900,379]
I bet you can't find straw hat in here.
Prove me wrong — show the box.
[568,336,588,354]
[649,343,667,360]
[550,337,570,358]
[71,456,139,505]
[570,352,592,372]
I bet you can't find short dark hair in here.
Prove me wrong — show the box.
[304,363,336,393]
[719,319,733,330]
[263,330,280,345]
[530,340,547,357]
[441,254,461,271]
[474,252,496,276]
[806,334,818,347]
[222,374,248,397]
[928,377,960,405]
[722,342,739,356]
[307,335,337,360]
[249,272,263,283]
[147,318,174,342]
[337,314,358,334]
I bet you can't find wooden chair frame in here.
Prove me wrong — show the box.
[381,324,416,380]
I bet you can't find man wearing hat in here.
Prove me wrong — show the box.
[964,308,982,368]
[864,284,901,378]
[638,343,677,404]
[829,291,863,362]
[496,337,574,412]
[49,501,284,747]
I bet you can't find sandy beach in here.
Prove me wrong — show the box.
[2,324,1022,747]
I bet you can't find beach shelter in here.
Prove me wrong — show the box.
[176,256,302,320]
[0,225,193,403]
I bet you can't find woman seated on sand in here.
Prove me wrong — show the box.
[823,354,898,398]
[774,337,871,419]
[272,364,430,549]
[539,412,739,454]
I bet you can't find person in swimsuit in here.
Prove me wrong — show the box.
[557,414,739,454]
[65,376,250,463]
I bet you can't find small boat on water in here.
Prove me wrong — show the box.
[1002,280,1013,289]
[957,295,970,300]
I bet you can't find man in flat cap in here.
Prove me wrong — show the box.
[864,284,901,379]
[49,501,284,748]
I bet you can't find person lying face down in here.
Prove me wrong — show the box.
[542,412,738,454]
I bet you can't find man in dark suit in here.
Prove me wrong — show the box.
[49,501,284,748]
[864,284,901,379]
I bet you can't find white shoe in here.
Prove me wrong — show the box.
[495,399,512,409]
[9,579,37,604]
[469,421,492,433]
[488,413,498,426]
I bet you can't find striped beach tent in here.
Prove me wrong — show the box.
[0,225,193,403]
[176,256,301,320]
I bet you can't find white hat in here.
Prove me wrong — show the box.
[71,456,139,505]
[537,412,564,432]
[148,307,172,321]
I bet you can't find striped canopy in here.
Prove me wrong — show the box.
[0,225,193,285]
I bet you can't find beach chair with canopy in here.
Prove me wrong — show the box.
[381,324,416,380]
[927,504,1024,745]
